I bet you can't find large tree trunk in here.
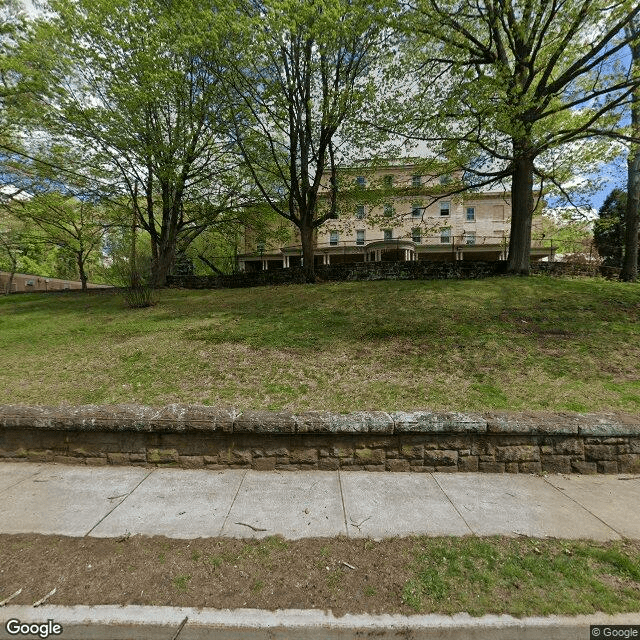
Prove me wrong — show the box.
[77,252,88,291]
[506,147,535,275]
[300,221,316,283]
[152,239,177,288]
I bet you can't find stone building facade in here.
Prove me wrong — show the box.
[238,162,552,272]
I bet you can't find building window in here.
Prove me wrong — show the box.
[412,175,422,187]
[356,176,365,187]
[440,201,450,216]
[383,174,394,188]
[384,203,393,217]
[256,241,265,253]
[383,229,393,241]
[440,229,451,243]
[466,206,475,221]
[355,204,365,219]
[465,232,476,245]
[356,229,365,245]
[412,228,422,244]
[411,204,422,218]
[330,231,339,246]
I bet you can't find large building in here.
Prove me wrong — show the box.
[238,162,552,271]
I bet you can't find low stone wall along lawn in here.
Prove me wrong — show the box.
[1,405,639,474]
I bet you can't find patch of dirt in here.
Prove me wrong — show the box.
[0,535,412,617]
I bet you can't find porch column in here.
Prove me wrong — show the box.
[283,255,289,268]
[262,259,268,270]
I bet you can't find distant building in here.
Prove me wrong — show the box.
[238,162,552,271]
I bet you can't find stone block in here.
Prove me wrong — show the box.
[392,411,486,434]
[540,445,554,455]
[253,457,276,471]
[179,456,204,469]
[597,461,618,474]
[541,455,571,474]
[584,445,616,461]
[203,455,218,464]
[495,446,539,462]
[554,439,584,455]
[365,465,386,472]
[458,456,478,472]
[26,450,53,462]
[435,465,457,472]
[571,460,597,474]
[424,450,458,466]
[519,461,542,474]
[401,445,424,460]
[485,411,579,435]
[506,463,519,473]
[71,447,104,458]
[479,462,505,473]
[471,440,496,456]
[107,453,131,465]
[331,447,354,458]
[618,454,640,473]
[578,414,639,436]
[264,447,290,457]
[234,410,295,433]
[146,449,179,464]
[386,459,410,472]
[290,448,319,464]
[355,448,385,464]
[319,459,339,471]
[54,455,82,465]
[85,457,108,466]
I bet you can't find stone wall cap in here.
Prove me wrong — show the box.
[0,404,236,433]
[293,411,394,434]
[392,411,488,433]
[1,405,639,436]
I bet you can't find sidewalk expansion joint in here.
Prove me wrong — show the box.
[431,473,475,535]
[218,468,248,536]
[0,466,43,496]
[84,469,155,538]
[337,469,350,538]
[542,476,625,540]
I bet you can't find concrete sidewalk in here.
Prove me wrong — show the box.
[1,462,639,540]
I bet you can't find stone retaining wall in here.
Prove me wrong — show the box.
[1,405,639,474]
[166,261,619,290]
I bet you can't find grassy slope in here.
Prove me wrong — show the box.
[0,275,638,412]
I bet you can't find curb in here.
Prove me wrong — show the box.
[1,606,639,639]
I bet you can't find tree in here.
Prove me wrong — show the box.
[12,192,110,290]
[22,0,247,286]
[621,15,640,282]
[593,188,638,268]
[385,0,640,274]
[221,0,391,281]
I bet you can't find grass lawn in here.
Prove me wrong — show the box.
[0,275,639,412]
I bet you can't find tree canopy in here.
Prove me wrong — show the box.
[380,0,640,273]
